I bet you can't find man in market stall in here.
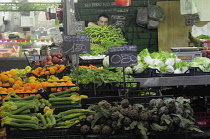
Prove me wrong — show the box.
[85,14,109,27]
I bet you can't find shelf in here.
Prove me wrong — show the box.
[135,75,210,87]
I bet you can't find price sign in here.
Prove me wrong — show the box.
[109,45,138,67]
[75,21,85,33]
[63,35,90,54]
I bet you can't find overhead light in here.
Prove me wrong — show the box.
[27,0,61,2]
[0,0,13,2]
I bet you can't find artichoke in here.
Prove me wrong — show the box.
[159,106,169,115]
[101,125,112,135]
[92,125,102,134]
[111,111,120,120]
[128,109,139,120]
[121,99,130,108]
[80,125,90,134]
[123,117,132,126]
[86,115,94,123]
[120,108,129,116]
[98,100,111,108]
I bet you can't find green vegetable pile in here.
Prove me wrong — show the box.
[70,68,136,88]
[79,97,202,139]
[196,34,210,40]
[79,25,128,55]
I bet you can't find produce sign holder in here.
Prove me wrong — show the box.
[81,96,123,109]
[79,58,103,65]
[6,125,81,138]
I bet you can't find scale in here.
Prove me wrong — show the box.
[171,47,199,52]
[171,47,202,62]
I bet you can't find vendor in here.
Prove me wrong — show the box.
[85,14,109,27]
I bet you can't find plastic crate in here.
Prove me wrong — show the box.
[7,135,84,139]
[194,112,210,128]
[81,96,123,109]
[84,134,139,139]
[113,82,140,91]
[78,83,119,97]
[129,68,152,78]
[129,96,174,107]
[148,131,192,139]
[46,85,77,99]
[6,125,81,138]
[51,104,82,114]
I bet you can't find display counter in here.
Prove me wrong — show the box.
[0,57,33,71]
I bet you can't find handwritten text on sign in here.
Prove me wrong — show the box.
[109,45,138,67]
[63,35,90,54]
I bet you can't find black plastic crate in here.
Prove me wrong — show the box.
[148,131,192,139]
[150,67,196,77]
[78,83,119,97]
[51,104,82,114]
[6,125,81,138]
[126,89,161,97]
[46,85,77,99]
[113,82,140,91]
[7,135,84,139]
[84,134,139,139]
[129,68,152,78]
[81,96,124,109]
[129,96,171,107]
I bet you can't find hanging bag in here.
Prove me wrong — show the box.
[136,7,149,27]
[147,5,164,21]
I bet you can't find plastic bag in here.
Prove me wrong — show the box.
[148,5,164,21]
[147,20,159,29]
[136,7,148,27]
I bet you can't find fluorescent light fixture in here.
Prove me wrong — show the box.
[0,0,12,2]
[28,0,61,2]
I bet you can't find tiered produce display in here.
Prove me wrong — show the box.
[0,50,205,139]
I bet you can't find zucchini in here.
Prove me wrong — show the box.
[49,97,73,102]
[3,112,34,120]
[11,105,33,115]
[37,113,47,127]
[50,86,79,97]
[50,101,71,105]
[62,113,85,121]
[10,95,41,101]
[58,109,88,117]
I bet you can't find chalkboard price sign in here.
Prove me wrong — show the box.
[109,45,138,67]
[63,35,90,54]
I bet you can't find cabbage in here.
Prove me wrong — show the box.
[133,63,144,73]
[152,59,164,67]
[124,67,133,74]
[160,65,174,73]
[165,58,175,66]
[144,55,153,65]
[103,56,109,68]
[174,69,182,74]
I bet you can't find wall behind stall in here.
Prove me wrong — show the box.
[74,0,179,53]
